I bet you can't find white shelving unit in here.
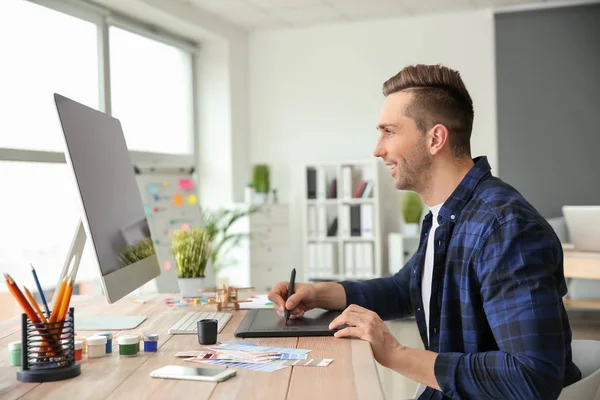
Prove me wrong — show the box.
[302,159,401,282]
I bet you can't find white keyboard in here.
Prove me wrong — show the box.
[168,311,233,335]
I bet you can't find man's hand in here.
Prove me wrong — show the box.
[329,304,404,368]
[268,282,318,319]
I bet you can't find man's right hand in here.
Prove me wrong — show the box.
[268,282,318,319]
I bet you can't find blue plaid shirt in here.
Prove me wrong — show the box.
[339,156,581,400]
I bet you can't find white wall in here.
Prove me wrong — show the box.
[249,9,497,280]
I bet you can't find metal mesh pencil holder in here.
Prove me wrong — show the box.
[17,307,81,382]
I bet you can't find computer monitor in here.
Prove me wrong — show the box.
[562,205,600,252]
[53,93,162,329]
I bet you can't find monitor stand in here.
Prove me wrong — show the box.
[58,219,147,331]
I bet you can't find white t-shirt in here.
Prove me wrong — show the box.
[422,203,443,345]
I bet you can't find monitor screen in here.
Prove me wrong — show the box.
[54,93,161,303]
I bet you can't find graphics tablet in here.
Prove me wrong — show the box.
[234,308,343,338]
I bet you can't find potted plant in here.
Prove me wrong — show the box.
[402,191,423,236]
[201,205,262,277]
[170,227,212,298]
[252,164,270,204]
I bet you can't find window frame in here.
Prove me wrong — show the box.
[0,0,199,167]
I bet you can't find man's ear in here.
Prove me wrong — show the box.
[429,124,449,156]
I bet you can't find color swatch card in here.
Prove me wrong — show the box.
[180,340,329,372]
[202,359,288,373]
[281,359,334,367]
[207,343,311,355]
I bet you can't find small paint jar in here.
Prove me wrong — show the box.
[74,340,84,361]
[9,341,21,366]
[94,332,113,354]
[86,336,107,358]
[118,335,139,358]
[75,335,87,354]
[143,334,159,352]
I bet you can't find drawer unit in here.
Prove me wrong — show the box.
[249,204,290,292]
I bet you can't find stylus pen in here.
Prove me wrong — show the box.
[284,268,296,323]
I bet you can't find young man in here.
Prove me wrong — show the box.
[268,64,581,399]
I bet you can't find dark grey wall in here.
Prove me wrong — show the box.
[495,3,600,219]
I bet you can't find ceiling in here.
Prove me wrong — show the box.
[180,0,555,30]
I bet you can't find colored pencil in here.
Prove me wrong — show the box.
[23,286,48,325]
[57,278,74,327]
[30,264,51,317]
[4,273,40,324]
[49,277,67,323]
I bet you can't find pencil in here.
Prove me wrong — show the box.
[57,278,74,326]
[23,286,48,325]
[30,264,51,317]
[49,277,67,323]
[4,273,40,324]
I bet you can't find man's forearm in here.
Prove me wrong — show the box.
[388,346,440,391]
[314,282,346,310]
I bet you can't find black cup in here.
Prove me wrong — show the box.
[198,319,218,345]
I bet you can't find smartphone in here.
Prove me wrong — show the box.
[149,365,236,382]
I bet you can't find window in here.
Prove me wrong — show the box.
[0,161,97,290]
[110,26,194,155]
[0,0,197,315]
[0,0,99,152]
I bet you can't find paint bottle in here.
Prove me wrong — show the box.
[75,335,87,354]
[118,335,140,358]
[86,336,107,358]
[143,334,159,352]
[94,332,113,354]
[74,340,84,361]
[9,341,21,366]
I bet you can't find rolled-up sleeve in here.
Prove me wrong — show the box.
[338,262,413,320]
[434,217,570,399]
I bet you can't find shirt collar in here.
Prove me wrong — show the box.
[437,156,491,223]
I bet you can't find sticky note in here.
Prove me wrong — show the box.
[181,223,190,231]
[173,193,183,206]
[163,182,169,187]
[147,184,159,194]
[187,194,197,205]
[179,179,194,190]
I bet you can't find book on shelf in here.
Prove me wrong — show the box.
[307,242,338,278]
[306,167,317,199]
[344,242,374,278]
[306,167,337,199]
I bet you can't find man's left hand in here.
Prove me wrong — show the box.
[329,304,404,368]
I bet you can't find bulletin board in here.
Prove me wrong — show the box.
[134,165,203,288]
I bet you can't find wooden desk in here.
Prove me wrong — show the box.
[563,246,600,310]
[0,294,384,400]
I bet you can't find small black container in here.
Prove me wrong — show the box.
[17,307,81,383]
[197,319,218,345]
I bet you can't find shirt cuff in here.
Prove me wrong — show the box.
[434,351,463,398]
[337,280,363,307]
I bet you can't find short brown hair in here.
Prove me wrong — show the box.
[382,64,474,158]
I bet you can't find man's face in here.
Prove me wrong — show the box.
[373,91,432,192]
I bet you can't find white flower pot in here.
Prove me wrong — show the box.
[404,223,420,237]
[253,192,268,204]
[177,277,208,298]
